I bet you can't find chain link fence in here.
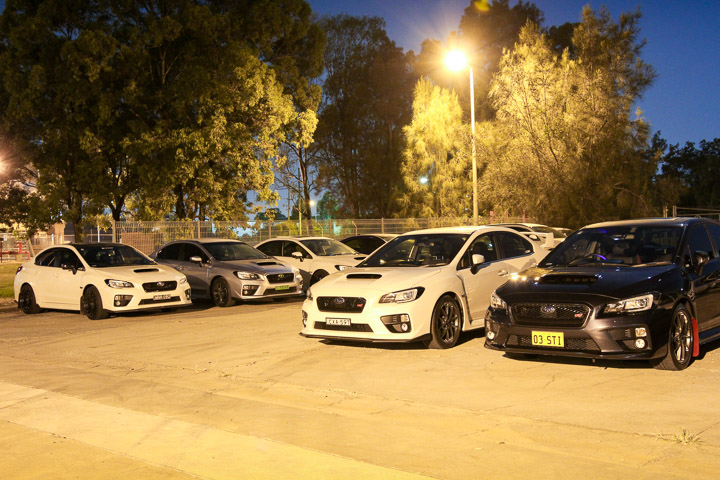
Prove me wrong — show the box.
[114,215,531,254]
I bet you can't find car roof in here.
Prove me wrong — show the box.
[69,242,124,247]
[401,225,520,235]
[178,238,246,244]
[583,217,716,229]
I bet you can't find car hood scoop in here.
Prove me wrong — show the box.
[254,261,279,266]
[539,274,598,285]
[346,273,382,280]
[134,268,160,273]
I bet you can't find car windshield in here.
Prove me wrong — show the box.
[76,245,155,268]
[540,226,683,267]
[204,241,268,261]
[300,239,357,256]
[360,233,470,267]
[531,225,565,237]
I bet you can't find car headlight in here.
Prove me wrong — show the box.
[490,291,507,311]
[105,279,134,288]
[335,265,350,271]
[604,294,654,314]
[179,276,188,285]
[235,271,264,280]
[379,287,424,304]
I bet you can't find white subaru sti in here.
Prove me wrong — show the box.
[301,226,550,348]
[14,243,192,320]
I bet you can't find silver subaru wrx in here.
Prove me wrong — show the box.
[151,239,303,307]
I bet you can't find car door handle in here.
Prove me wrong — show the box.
[498,270,508,276]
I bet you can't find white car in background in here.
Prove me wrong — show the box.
[300,226,549,348]
[14,243,192,320]
[493,223,566,247]
[255,237,366,287]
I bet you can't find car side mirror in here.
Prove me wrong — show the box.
[61,263,82,274]
[470,254,486,274]
[694,250,710,274]
[291,251,304,261]
[189,256,203,264]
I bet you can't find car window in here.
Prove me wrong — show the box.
[688,225,716,260]
[203,241,265,261]
[284,241,312,259]
[158,243,182,260]
[182,244,209,262]
[705,223,720,257]
[458,234,497,269]
[300,238,357,256]
[256,241,283,257]
[36,249,59,267]
[76,245,155,267]
[57,248,82,268]
[343,238,362,252]
[496,231,533,259]
[361,233,469,268]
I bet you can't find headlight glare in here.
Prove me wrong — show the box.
[604,294,654,314]
[490,291,507,311]
[335,265,350,271]
[235,271,263,280]
[379,287,424,303]
[105,279,134,288]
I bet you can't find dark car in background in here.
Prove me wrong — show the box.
[340,234,397,255]
[151,239,303,307]
[485,218,720,370]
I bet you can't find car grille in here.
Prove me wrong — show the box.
[314,321,373,332]
[142,281,177,292]
[317,296,366,313]
[506,334,600,352]
[268,273,295,284]
[511,303,590,327]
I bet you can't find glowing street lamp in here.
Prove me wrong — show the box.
[445,49,478,225]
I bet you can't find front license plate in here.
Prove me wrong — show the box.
[153,294,172,301]
[532,331,564,348]
[275,285,290,291]
[326,317,351,326]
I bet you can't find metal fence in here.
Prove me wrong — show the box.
[113,215,531,254]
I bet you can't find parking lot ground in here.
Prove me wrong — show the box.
[1,297,719,479]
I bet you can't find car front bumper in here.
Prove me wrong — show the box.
[228,276,304,301]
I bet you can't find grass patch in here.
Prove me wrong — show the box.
[0,263,21,298]
[657,428,702,445]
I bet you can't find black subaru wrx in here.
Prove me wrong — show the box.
[484,218,720,370]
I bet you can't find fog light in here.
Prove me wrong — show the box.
[242,285,259,296]
[635,327,647,337]
[380,314,410,325]
[301,310,308,327]
[487,329,496,341]
[401,323,409,332]
[185,289,192,300]
[635,338,647,349]
[485,319,497,341]
[114,295,132,307]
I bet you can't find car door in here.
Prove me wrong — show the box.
[687,224,720,333]
[282,241,314,283]
[180,243,211,296]
[456,233,509,324]
[31,248,62,306]
[51,248,85,307]
[705,223,720,330]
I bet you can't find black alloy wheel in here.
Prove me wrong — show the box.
[82,286,108,320]
[425,295,462,349]
[211,277,234,307]
[309,270,329,286]
[18,284,41,314]
[652,305,693,371]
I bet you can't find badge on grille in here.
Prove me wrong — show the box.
[540,305,556,314]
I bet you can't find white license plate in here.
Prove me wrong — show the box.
[153,294,172,301]
[326,317,351,326]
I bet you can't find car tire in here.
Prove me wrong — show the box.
[82,286,108,320]
[211,277,234,307]
[18,284,42,314]
[424,295,462,349]
[309,270,329,286]
[651,305,693,371]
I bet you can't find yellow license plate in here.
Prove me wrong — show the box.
[531,331,564,348]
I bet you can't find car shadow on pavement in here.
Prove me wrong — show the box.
[319,328,487,351]
[501,354,651,370]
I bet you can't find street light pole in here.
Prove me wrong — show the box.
[469,66,477,225]
[445,49,478,225]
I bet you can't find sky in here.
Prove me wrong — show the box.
[308,0,720,147]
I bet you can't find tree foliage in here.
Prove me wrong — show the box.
[481,7,658,228]
[398,78,471,218]
[314,14,416,218]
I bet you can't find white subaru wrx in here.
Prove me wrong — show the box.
[301,226,550,348]
[15,243,192,320]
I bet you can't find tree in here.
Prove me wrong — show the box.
[654,136,720,208]
[484,7,657,228]
[314,14,416,218]
[398,78,471,218]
